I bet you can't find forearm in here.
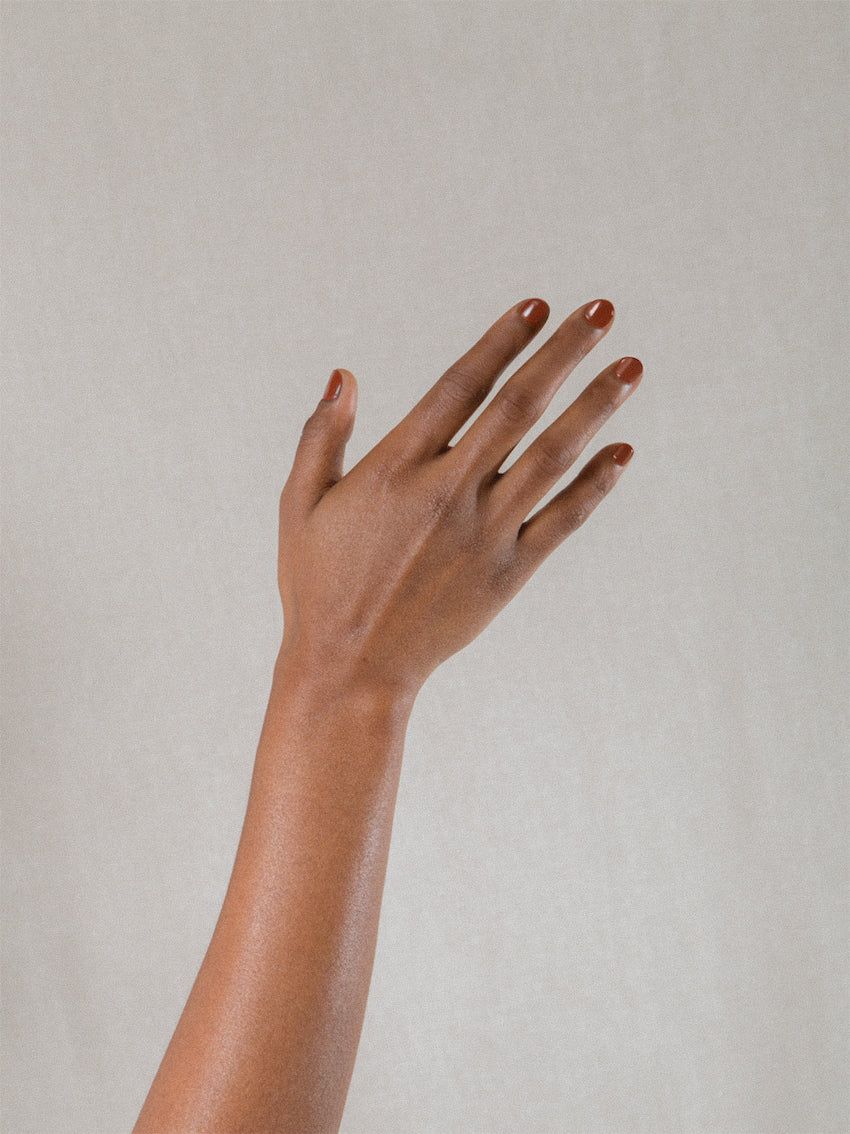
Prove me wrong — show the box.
[135,645,415,1134]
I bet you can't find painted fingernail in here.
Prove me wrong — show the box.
[584,298,615,329]
[615,356,643,384]
[323,369,343,401]
[518,297,549,329]
[612,443,634,466]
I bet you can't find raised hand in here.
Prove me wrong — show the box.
[278,296,641,698]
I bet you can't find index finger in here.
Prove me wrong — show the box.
[384,297,550,458]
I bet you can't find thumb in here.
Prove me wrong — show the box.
[285,368,358,508]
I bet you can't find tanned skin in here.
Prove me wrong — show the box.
[134,295,642,1133]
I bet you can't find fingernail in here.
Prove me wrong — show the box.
[323,369,343,401]
[612,443,634,466]
[518,297,549,329]
[584,298,615,329]
[615,356,643,384]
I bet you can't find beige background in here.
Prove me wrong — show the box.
[3,2,848,1131]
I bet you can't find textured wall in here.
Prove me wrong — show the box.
[3,3,847,1131]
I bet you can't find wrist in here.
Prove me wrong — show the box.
[271,637,420,725]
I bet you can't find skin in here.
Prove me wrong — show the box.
[134,295,642,1133]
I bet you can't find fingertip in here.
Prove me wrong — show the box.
[517,297,550,330]
[322,369,344,401]
[614,357,643,386]
[583,298,615,330]
[612,442,634,467]
[320,367,357,407]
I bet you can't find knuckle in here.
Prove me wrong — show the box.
[529,436,575,479]
[587,468,613,502]
[364,441,412,488]
[425,480,454,518]
[426,474,465,522]
[438,362,489,406]
[298,411,324,444]
[489,547,521,599]
[564,476,609,530]
[495,384,543,428]
[561,501,593,531]
[279,478,304,518]
[421,458,477,527]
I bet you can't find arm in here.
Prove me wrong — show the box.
[135,652,412,1134]
[134,295,642,1133]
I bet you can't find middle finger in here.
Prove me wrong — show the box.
[453,297,615,472]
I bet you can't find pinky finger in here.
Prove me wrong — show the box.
[516,442,634,565]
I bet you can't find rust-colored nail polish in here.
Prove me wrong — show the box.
[584,298,615,329]
[615,356,643,384]
[323,369,343,401]
[518,297,549,329]
[612,443,634,466]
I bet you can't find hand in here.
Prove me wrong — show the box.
[277,297,641,700]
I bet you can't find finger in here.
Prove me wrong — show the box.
[455,298,616,473]
[385,297,550,458]
[492,356,642,523]
[282,369,358,512]
[515,442,633,567]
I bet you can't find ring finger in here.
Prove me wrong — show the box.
[453,297,616,473]
[491,354,643,524]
